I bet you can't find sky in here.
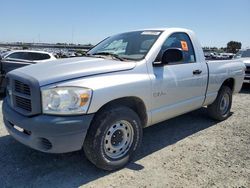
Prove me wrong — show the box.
[0,0,250,48]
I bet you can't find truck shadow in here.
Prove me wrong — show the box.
[240,83,250,94]
[0,107,218,187]
[0,95,5,101]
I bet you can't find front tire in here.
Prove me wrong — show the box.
[207,86,232,121]
[83,106,142,171]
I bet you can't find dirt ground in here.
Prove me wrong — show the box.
[0,84,249,188]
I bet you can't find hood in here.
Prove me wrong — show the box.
[11,57,136,86]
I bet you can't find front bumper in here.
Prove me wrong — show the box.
[2,99,94,153]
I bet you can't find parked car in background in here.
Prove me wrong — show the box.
[204,52,235,60]
[226,53,235,59]
[2,50,56,62]
[0,50,56,94]
[218,53,235,60]
[204,52,212,59]
[210,52,220,59]
[234,48,250,83]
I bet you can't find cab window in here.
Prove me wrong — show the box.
[161,32,196,63]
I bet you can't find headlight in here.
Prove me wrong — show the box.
[42,87,92,115]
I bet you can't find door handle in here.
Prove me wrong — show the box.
[193,69,202,75]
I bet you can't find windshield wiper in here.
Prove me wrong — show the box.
[91,52,125,61]
[83,53,96,58]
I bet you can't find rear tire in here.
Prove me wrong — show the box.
[207,86,232,121]
[83,106,142,171]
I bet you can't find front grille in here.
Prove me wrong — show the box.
[13,80,32,112]
[15,95,32,112]
[7,72,41,116]
[245,66,250,74]
[245,77,250,80]
[14,80,31,95]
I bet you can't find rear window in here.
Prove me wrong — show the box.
[29,53,50,61]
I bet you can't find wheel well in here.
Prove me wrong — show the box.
[221,78,235,92]
[94,97,148,127]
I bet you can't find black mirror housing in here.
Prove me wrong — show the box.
[161,48,183,65]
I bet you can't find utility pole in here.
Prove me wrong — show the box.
[38,34,41,43]
[71,26,74,45]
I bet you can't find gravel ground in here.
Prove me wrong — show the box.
[0,84,249,188]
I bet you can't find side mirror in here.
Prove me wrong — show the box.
[161,48,183,65]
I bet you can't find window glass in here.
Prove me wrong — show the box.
[88,30,162,61]
[234,50,243,59]
[242,49,250,58]
[7,52,29,60]
[6,52,19,59]
[101,39,128,55]
[40,53,51,60]
[140,39,155,53]
[161,33,196,63]
[234,49,250,58]
[27,53,51,61]
[28,53,40,60]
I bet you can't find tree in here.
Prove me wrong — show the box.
[227,41,241,53]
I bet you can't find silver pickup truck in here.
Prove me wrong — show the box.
[2,28,245,170]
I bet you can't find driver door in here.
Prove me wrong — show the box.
[151,32,206,124]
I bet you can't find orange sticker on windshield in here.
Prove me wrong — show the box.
[181,41,188,51]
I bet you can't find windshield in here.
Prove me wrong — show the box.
[88,30,162,61]
[234,49,250,59]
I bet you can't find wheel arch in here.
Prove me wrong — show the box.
[92,96,148,128]
[220,78,235,92]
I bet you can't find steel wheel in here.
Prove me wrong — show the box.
[207,86,232,121]
[220,93,230,115]
[104,120,134,159]
[83,106,142,170]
